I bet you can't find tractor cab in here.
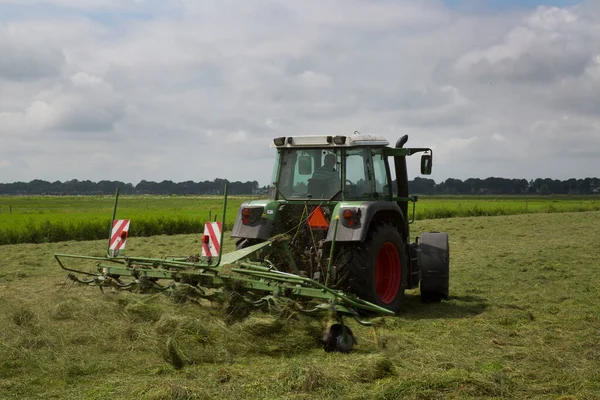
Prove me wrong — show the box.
[268,134,394,202]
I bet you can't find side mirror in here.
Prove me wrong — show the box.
[420,154,432,175]
[298,156,312,175]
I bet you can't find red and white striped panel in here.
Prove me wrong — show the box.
[109,219,130,257]
[201,222,222,257]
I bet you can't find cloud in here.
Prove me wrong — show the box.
[0,30,65,81]
[50,72,125,133]
[0,0,153,10]
[2,72,124,134]
[492,133,509,143]
[0,0,599,184]
[225,130,248,144]
[448,5,599,84]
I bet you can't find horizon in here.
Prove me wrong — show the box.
[2,175,600,188]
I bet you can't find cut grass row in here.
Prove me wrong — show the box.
[1,195,599,245]
[1,211,599,399]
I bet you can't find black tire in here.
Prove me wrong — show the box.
[419,232,450,303]
[335,223,407,313]
[322,324,354,353]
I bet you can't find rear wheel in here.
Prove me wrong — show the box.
[335,223,407,313]
[419,232,450,302]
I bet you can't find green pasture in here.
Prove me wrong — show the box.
[0,196,254,245]
[1,211,599,399]
[0,195,599,245]
[0,195,247,224]
[415,195,600,218]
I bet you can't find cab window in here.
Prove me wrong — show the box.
[344,148,373,199]
[276,149,341,199]
[372,149,391,199]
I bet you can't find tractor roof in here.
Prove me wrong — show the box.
[270,134,389,148]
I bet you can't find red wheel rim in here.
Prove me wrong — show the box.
[375,242,401,304]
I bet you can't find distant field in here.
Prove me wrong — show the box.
[415,194,600,218]
[0,195,254,245]
[1,211,599,399]
[0,194,599,245]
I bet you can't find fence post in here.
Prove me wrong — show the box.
[9,205,12,214]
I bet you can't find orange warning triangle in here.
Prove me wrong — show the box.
[308,206,329,230]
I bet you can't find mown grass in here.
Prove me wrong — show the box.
[1,195,599,246]
[1,211,599,399]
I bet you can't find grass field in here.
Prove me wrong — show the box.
[0,195,254,245]
[1,211,599,399]
[1,194,599,245]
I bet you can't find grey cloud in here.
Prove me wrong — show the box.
[0,34,65,81]
[53,100,124,133]
[397,108,473,129]
[527,116,600,158]
[463,50,590,83]
[446,6,600,84]
[33,73,126,134]
[548,60,600,116]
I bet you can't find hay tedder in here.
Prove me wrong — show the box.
[56,133,449,352]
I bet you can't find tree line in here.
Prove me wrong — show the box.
[406,177,600,195]
[0,179,262,195]
[0,177,599,196]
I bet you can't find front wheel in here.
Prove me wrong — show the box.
[335,223,407,313]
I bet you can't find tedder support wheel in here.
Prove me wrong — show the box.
[322,324,355,353]
[335,223,407,313]
[419,232,450,302]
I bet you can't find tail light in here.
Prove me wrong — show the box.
[342,208,360,227]
[242,208,251,225]
[241,207,264,225]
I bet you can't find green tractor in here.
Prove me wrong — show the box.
[232,133,450,313]
[55,132,450,353]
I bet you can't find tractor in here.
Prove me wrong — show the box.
[55,132,449,353]
[231,133,450,313]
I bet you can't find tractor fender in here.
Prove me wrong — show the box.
[326,201,407,242]
[230,200,274,240]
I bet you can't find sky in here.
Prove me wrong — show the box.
[0,0,599,186]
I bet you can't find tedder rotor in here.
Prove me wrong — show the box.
[56,133,450,353]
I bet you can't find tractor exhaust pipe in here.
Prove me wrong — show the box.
[394,135,409,241]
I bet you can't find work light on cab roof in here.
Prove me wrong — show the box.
[271,133,390,148]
